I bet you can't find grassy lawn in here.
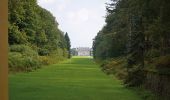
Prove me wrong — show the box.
[9,56,142,100]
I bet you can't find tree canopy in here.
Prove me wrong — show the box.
[8,0,71,71]
[93,0,170,86]
[65,32,71,58]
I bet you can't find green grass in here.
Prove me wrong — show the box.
[9,56,142,100]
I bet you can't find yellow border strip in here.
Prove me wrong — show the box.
[0,0,8,100]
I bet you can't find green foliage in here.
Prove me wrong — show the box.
[9,45,41,72]
[125,0,146,86]
[38,56,52,65]
[9,52,23,71]
[101,58,128,80]
[9,54,38,72]
[145,49,161,59]
[93,0,170,87]
[154,55,170,74]
[131,87,159,100]
[125,64,145,87]
[8,0,69,72]
[64,32,71,58]
[8,24,28,44]
[93,0,128,60]
[155,56,170,69]
[10,45,38,56]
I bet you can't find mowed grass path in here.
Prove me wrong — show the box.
[9,57,142,100]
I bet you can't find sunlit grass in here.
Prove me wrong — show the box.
[72,56,93,58]
[9,57,142,100]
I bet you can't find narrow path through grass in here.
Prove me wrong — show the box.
[9,56,142,100]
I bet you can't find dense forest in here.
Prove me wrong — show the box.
[7,0,170,99]
[93,0,170,99]
[8,0,71,72]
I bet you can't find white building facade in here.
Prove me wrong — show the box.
[76,47,92,56]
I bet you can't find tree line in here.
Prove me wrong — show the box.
[93,0,170,88]
[8,0,71,72]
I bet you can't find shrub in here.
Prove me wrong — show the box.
[9,45,40,72]
[101,60,111,74]
[38,56,51,65]
[154,55,170,74]
[10,45,38,57]
[101,58,128,80]
[9,45,67,72]
[9,52,41,72]
[9,52,25,71]
[23,57,41,71]
[155,55,170,69]
[38,48,49,56]
[145,49,161,58]
[124,64,145,87]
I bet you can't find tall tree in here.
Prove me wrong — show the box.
[93,0,170,87]
[65,32,71,58]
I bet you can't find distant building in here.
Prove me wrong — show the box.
[71,47,92,56]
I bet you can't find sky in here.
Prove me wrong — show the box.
[38,0,108,48]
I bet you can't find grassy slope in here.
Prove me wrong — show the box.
[9,56,142,100]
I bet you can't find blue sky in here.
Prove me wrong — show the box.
[38,0,108,48]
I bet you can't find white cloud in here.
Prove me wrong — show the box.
[38,0,55,4]
[56,0,70,12]
[57,4,66,12]
[67,8,89,23]
[77,8,89,22]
